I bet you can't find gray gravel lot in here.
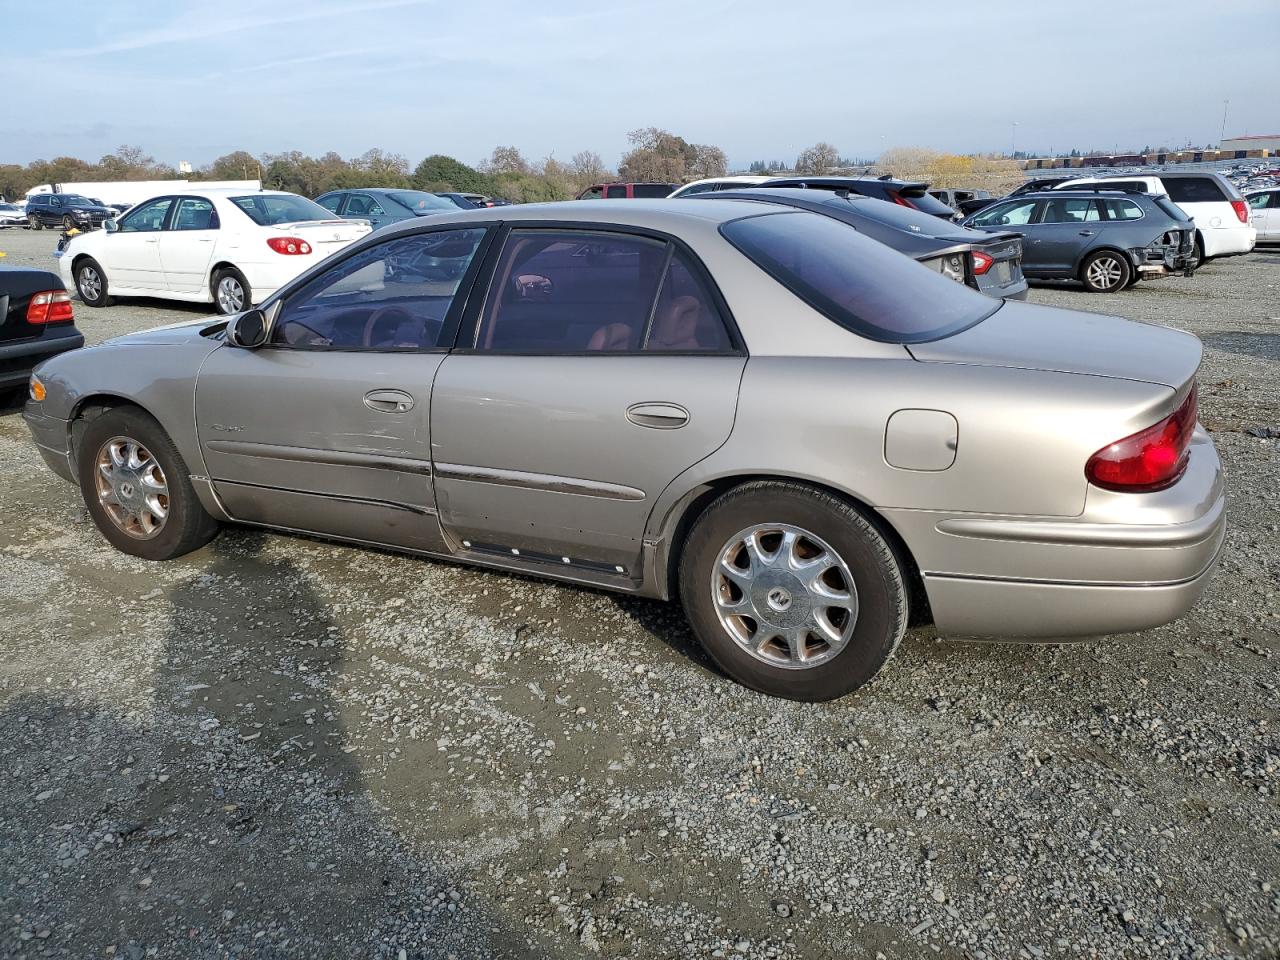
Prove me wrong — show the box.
[1,227,1278,959]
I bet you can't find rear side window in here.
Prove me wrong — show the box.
[1163,177,1227,203]
[604,184,630,199]
[1099,199,1144,220]
[474,230,732,353]
[632,183,674,198]
[1040,198,1100,223]
[722,211,999,344]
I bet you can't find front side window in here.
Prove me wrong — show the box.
[1039,198,1100,224]
[579,186,603,200]
[474,230,732,354]
[721,211,998,344]
[271,228,487,351]
[316,193,344,213]
[678,183,717,196]
[1246,192,1271,209]
[1100,198,1144,220]
[119,197,173,232]
[171,197,218,230]
[970,199,1036,227]
[604,184,630,199]
[232,194,334,226]
[344,194,386,216]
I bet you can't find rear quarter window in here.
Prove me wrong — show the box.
[1163,177,1228,203]
[721,211,998,344]
[632,184,674,198]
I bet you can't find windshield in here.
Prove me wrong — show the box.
[388,191,455,212]
[231,194,334,226]
[721,211,998,344]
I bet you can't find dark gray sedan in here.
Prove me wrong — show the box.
[314,188,457,230]
[689,188,1028,299]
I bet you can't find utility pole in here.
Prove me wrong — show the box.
[1011,121,1018,157]
[1220,99,1229,145]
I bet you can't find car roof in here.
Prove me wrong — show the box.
[1003,189,1157,199]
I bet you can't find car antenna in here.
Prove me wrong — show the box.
[835,188,851,199]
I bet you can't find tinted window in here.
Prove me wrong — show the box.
[1164,177,1227,203]
[1100,198,1144,221]
[119,197,173,232]
[971,199,1036,226]
[633,184,674,198]
[316,194,343,213]
[677,183,717,196]
[476,231,670,352]
[171,197,218,230]
[388,190,455,212]
[579,187,604,200]
[343,194,385,216]
[1039,198,1100,223]
[604,185,630,199]
[1094,180,1148,193]
[721,211,998,344]
[646,253,730,352]
[271,228,486,351]
[232,194,334,226]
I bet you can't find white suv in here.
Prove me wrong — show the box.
[1054,171,1255,263]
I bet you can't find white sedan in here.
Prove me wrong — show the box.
[58,189,372,314]
[0,201,27,227]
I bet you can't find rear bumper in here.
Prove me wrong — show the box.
[885,428,1226,639]
[1199,224,1256,258]
[0,328,85,389]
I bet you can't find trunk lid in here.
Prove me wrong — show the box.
[0,266,62,344]
[907,300,1201,389]
[280,219,371,248]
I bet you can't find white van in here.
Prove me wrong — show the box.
[1054,171,1255,263]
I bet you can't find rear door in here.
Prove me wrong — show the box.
[159,196,219,294]
[430,226,746,575]
[1034,197,1102,272]
[104,197,173,288]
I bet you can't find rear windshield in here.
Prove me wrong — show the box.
[897,189,959,219]
[1164,176,1230,203]
[1154,197,1191,221]
[231,194,334,226]
[388,190,455,212]
[818,193,960,235]
[721,211,998,343]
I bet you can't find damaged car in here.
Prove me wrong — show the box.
[962,188,1196,292]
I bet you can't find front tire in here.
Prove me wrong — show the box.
[30,216,43,231]
[76,407,219,561]
[679,481,908,702]
[62,215,75,231]
[212,267,251,315]
[75,257,113,307]
[1080,250,1131,292]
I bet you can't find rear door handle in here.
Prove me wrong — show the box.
[363,388,415,413]
[626,402,689,429]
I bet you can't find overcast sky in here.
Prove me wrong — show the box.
[5,0,1277,170]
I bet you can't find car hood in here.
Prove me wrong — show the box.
[906,300,1201,389]
[102,316,226,346]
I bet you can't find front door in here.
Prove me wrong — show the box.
[1032,197,1102,272]
[430,227,746,575]
[108,196,174,288]
[195,225,492,552]
[159,196,219,294]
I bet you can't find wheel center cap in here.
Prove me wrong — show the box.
[767,587,792,612]
[751,573,810,628]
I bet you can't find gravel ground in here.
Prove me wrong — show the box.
[0,228,1277,959]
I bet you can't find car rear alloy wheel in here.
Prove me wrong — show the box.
[75,258,111,307]
[94,436,170,540]
[1081,251,1131,292]
[713,523,858,669]
[213,268,250,315]
[77,407,219,560]
[680,481,908,701]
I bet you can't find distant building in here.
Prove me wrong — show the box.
[1220,134,1280,153]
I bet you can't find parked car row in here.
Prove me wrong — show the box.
[23,197,1225,702]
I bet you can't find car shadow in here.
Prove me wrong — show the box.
[0,530,542,957]
[1200,330,1280,362]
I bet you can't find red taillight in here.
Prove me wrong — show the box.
[27,290,74,324]
[971,251,995,276]
[889,190,917,209]
[266,237,312,255]
[1085,387,1197,492]
[1230,199,1249,224]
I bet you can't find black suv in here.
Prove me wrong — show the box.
[25,193,114,232]
[752,176,959,220]
[962,188,1196,292]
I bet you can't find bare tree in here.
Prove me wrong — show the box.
[688,144,728,180]
[794,142,840,176]
[569,150,608,182]
[483,145,530,176]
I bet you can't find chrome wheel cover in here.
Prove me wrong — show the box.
[1086,255,1124,289]
[712,523,858,670]
[216,276,245,313]
[78,266,102,301]
[94,436,169,540]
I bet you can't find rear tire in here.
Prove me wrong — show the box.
[75,258,113,307]
[62,215,75,231]
[1080,250,1131,292]
[212,267,251,315]
[678,481,908,702]
[76,407,219,561]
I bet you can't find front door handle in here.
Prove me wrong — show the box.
[1079,230,1096,236]
[626,402,689,429]
[363,388,415,413]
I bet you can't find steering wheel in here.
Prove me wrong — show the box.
[362,306,415,348]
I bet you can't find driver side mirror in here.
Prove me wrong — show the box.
[225,308,268,348]
[104,218,118,233]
